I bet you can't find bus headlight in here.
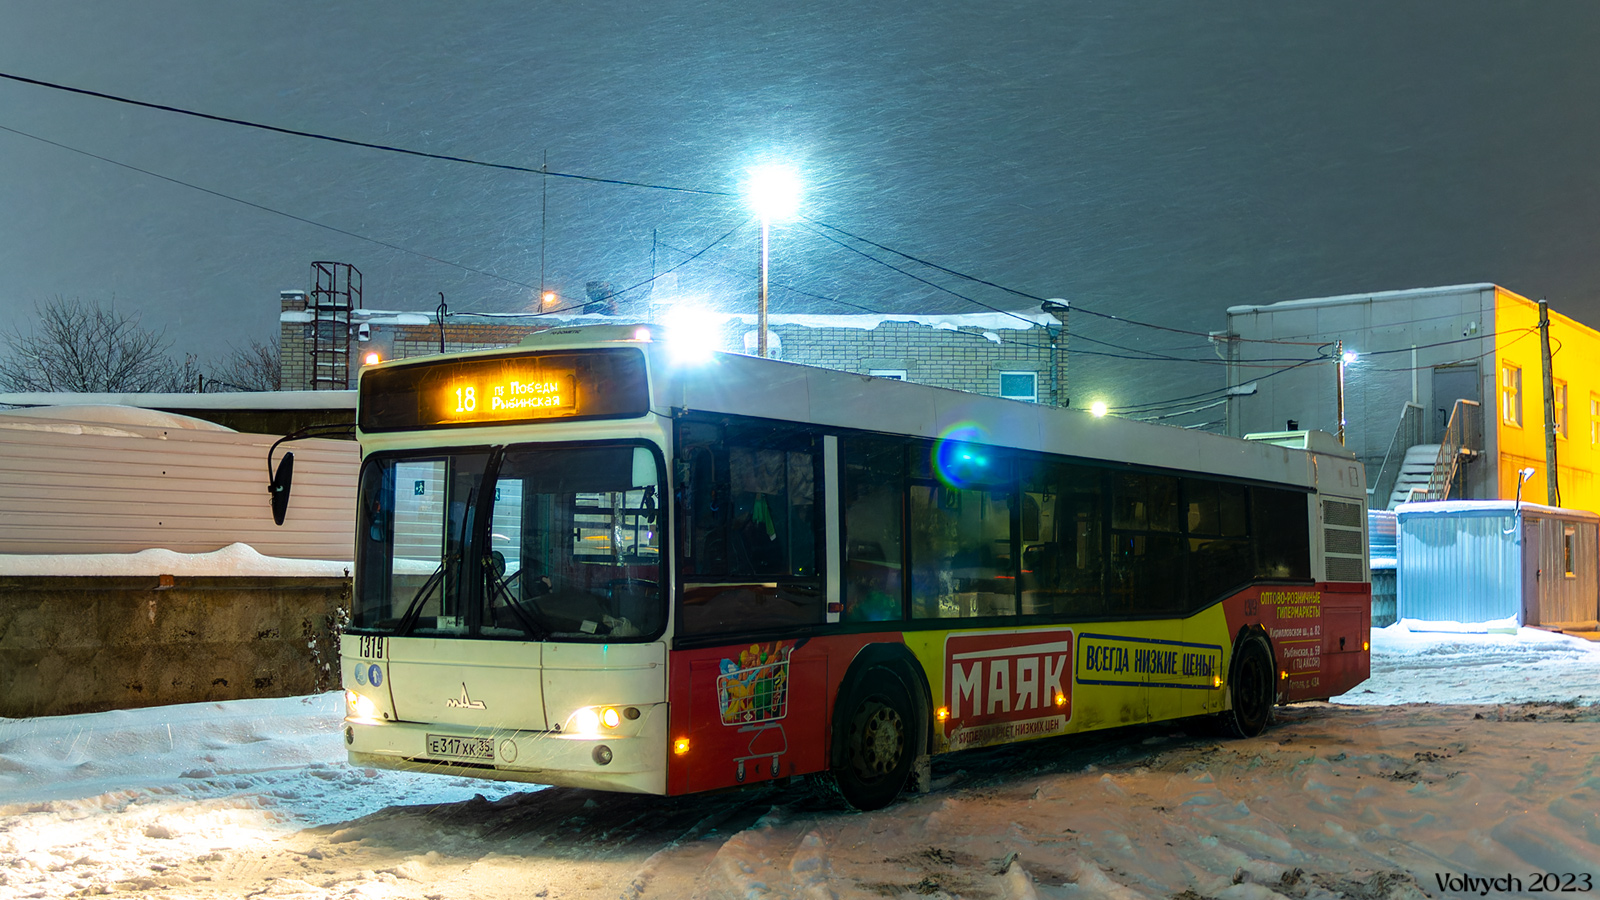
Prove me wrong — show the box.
[345,690,379,720]
[572,707,622,734]
[574,708,601,734]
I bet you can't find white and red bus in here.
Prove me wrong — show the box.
[341,324,1369,809]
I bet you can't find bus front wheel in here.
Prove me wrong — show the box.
[834,667,916,810]
[1220,634,1275,738]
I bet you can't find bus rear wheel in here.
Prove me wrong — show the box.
[834,667,916,811]
[1219,634,1275,738]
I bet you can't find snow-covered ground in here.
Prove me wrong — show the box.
[2,626,1597,900]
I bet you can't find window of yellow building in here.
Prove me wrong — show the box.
[1592,393,1600,445]
[1554,380,1568,439]
[1501,363,1522,427]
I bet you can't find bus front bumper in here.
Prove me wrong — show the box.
[344,704,669,795]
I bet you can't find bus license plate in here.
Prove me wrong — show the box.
[425,734,495,761]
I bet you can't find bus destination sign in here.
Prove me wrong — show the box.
[447,371,577,419]
[359,348,651,432]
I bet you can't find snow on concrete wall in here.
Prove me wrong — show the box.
[0,410,358,559]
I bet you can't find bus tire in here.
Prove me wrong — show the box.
[833,666,917,811]
[1219,633,1275,738]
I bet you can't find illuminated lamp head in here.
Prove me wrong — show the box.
[931,423,993,488]
[1090,401,1108,418]
[662,303,725,365]
[362,351,382,366]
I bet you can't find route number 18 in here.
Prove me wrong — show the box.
[455,387,477,412]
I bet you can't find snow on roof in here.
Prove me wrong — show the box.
[0,542,350,577]
[1225,283,1498,316]
[0,390,356,410]
[0,404,234,432]
[1395,499,1600,521]
[341,308,1057,331]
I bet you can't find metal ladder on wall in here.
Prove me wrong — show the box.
[310,262,361,391]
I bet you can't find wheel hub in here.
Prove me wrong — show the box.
[858,704,904,775]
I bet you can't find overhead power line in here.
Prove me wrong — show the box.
[0,70,731,197]
[0,121,740,319]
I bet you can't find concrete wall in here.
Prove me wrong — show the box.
[1225,284,1501,500]
[0,574,350,717]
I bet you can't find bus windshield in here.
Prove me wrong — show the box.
[352,443,664,641]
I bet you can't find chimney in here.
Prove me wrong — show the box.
[584,281,616,316]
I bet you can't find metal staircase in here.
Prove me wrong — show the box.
[1422,398,1483,502]
[1378,398,1483,507]
[1388,444,1442,507]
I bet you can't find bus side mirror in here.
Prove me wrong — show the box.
[270,452,295,525]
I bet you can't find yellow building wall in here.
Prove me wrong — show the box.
[1493,287,1600,511]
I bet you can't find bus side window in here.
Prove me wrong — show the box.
[1109,472,1185,615]
[842,437,905,622]
[1186,479,1253,607]
[908,443,1017,620]
[1252,487,1312,579]
[1020,460,1104,618]
[677,417,825,637]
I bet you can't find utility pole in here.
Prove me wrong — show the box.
[1041,299,1069,407]
[1335,339,1346,445]
[1539,298,1559,506]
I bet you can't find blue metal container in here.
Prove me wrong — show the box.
[1396,501,1599,628]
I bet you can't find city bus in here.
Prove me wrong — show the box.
[341,324,1370,810]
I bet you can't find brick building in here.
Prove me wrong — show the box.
[278,290,1066,405]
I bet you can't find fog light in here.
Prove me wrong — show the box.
[602,707,621,729]
[623,707,641,720]
[592,744,614,766]
[344,726,354,745]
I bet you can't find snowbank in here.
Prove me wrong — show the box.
[0,542,350,578]
[0,404,234,431]
[1333,622,1600,706]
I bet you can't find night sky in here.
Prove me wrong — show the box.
[4,2,1600,407]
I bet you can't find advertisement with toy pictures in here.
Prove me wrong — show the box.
[717,641,793,725]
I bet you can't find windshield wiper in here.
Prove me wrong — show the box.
[394,557,450,635]
[488,565,550,640]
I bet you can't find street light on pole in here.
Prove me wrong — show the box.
[745,165,801,358]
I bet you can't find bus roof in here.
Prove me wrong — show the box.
[358,327,1352,492]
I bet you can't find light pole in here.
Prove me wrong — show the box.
[1336,341,1357,445]
[745,165,801,358]
[1041,299,1069,407]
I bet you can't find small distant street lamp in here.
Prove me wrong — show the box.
[436,293,448,354]
[745,165,801,358]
